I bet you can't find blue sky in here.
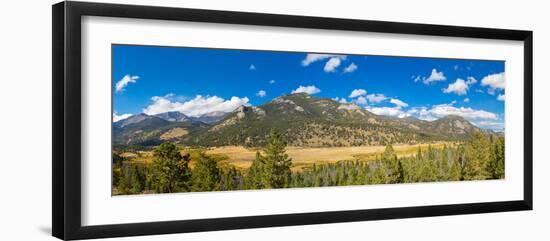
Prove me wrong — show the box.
[112,44,505,131]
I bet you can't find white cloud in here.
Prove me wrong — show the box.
[349,89,367,98]
[464,98,470,103]
[413,76,422,83]
[249,64,256,70]
[431,104,497,120]
[301,54,346,66]
[362,99,502,130]
[366,106,410,118]
[481,72,505,95]
[473,120,505,131]
[115,75,139,93]
[443,76,478,95]
[497,94,505,101]
[355,96,367,105]
[365,98,408,118]
[291,85,321,95]
[269,79,276,84]
[333,97,348,104]
[466,76,477,85]
[443,78,469,95]
[256,90,266,97]
[343,63,358,73]
[143,95,250,117]
[423,69,446,84]
[425,105,502,130]
[390,98,408,108]
[113,112,132,122]
[410,103,498,122]
[324,57,342,72]
[366,93,387,103]
[406,107,436,121]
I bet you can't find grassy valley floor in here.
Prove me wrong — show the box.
[120,142,453,172]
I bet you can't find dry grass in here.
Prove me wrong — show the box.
[207,143,452,171]
[160,127,188,140]
[121,142,453,171]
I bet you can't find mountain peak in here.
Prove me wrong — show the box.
[114,113,149,126]
[439,114,466,120]
[154,111,192,122]
[114,93,485,147]
[232,105,266,118]
[192,111,230,124]
[337,103,361,111]
[201,111,226,117]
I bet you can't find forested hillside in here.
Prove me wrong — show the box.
[112,129,504,195]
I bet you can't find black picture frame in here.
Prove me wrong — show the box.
[52,1,533,240]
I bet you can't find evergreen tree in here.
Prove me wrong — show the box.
[456,145,467,181]
[129,165,145,194]
[244,151,265,189]
[380,144,401,183]
[448,154,462,181]
[260,129,292,188]
[369,162,386,184]
[191,154,221,192]
[488,136,505,179]
[396,160,404,183]
[150,142,191,193]
[463,132,491,180]
[416,159,438,182]
[117,165,130,194]
[382,144,397,161]
[112,167,122,191]
[416,147,423,161]
[220,167,243,191]
[112,153,124,167]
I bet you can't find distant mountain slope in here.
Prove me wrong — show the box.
[185,93,484,147]
[113,93,488,148]
[191,111,229,124]
[154,111,194,122]
[113,113,208,146]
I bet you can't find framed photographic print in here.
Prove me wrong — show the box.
[52,1,533,240]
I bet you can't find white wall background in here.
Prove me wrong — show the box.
[0,0,547,240]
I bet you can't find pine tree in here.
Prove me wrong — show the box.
[244,151,265,189]
[448,157,462,181]
[396,160,404,183]
[261,129,292,188]
[112,167,122,192]
[220,167,242,191]
[112,153,124,167]
[117,165,130,194]
[463,132,491,180]
[369,162,386,184]
[381,144,401,183]
[382,144,397,161]
[129,165,145,194]
[416,147,423,161]
[487,136,505,179]
[191,153,221,192]
[150,142,191,193]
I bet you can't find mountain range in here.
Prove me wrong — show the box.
[113,93,488,147]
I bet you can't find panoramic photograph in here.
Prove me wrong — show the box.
[111,44,505,195]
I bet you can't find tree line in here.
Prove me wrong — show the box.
[113,129,504,195]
